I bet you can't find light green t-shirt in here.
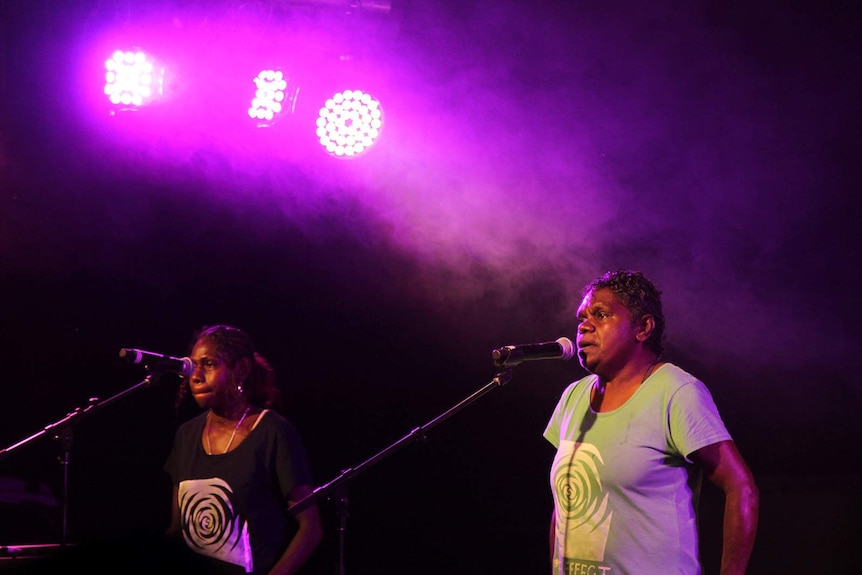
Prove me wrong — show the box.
[544,363,731,575]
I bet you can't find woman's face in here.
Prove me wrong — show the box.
[186,336,240,411]
[575,287,641,377]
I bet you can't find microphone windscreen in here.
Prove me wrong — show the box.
[556,337,575,360]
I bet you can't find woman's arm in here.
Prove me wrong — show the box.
[691,440,760,575]
[267,484,324,575]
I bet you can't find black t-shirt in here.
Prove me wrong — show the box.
[164,410,313,574]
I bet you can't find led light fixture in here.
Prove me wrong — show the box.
[104,49,163,110]
[248,69,298,127]
[315,89,383,158]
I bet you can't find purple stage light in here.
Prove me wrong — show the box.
[104,50,163,110]
[315,89,383,158]
[248,69,297,127]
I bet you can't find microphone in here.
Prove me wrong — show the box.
[119,348,194,377]
[491,337,575,368]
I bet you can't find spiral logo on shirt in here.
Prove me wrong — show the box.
[178,478,253,571]
[552,442,608,526]
[551,441,612,562]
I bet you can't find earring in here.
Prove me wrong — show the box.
[237,381,245,394]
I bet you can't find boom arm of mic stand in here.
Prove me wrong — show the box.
[288,368,513,575]
[0,373,165,461]
[287,368,514,515]
[0,371,168,547]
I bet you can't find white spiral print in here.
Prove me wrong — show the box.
[179,478,253,572]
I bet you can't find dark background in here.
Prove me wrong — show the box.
[1,1,860,573]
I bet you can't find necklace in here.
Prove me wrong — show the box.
[206,406,250,455]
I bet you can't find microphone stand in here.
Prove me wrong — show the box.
[288,368,514,575]
[0,371,168,547]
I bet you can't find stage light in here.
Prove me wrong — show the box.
[316,89,383,158]
[248,69,298,127]
[104,49,163,110]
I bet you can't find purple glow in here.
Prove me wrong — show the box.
[70,8,394,166]
[316,89,383,158]
[8,0,857,396]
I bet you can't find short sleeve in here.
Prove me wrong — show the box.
[667,379,732,461]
